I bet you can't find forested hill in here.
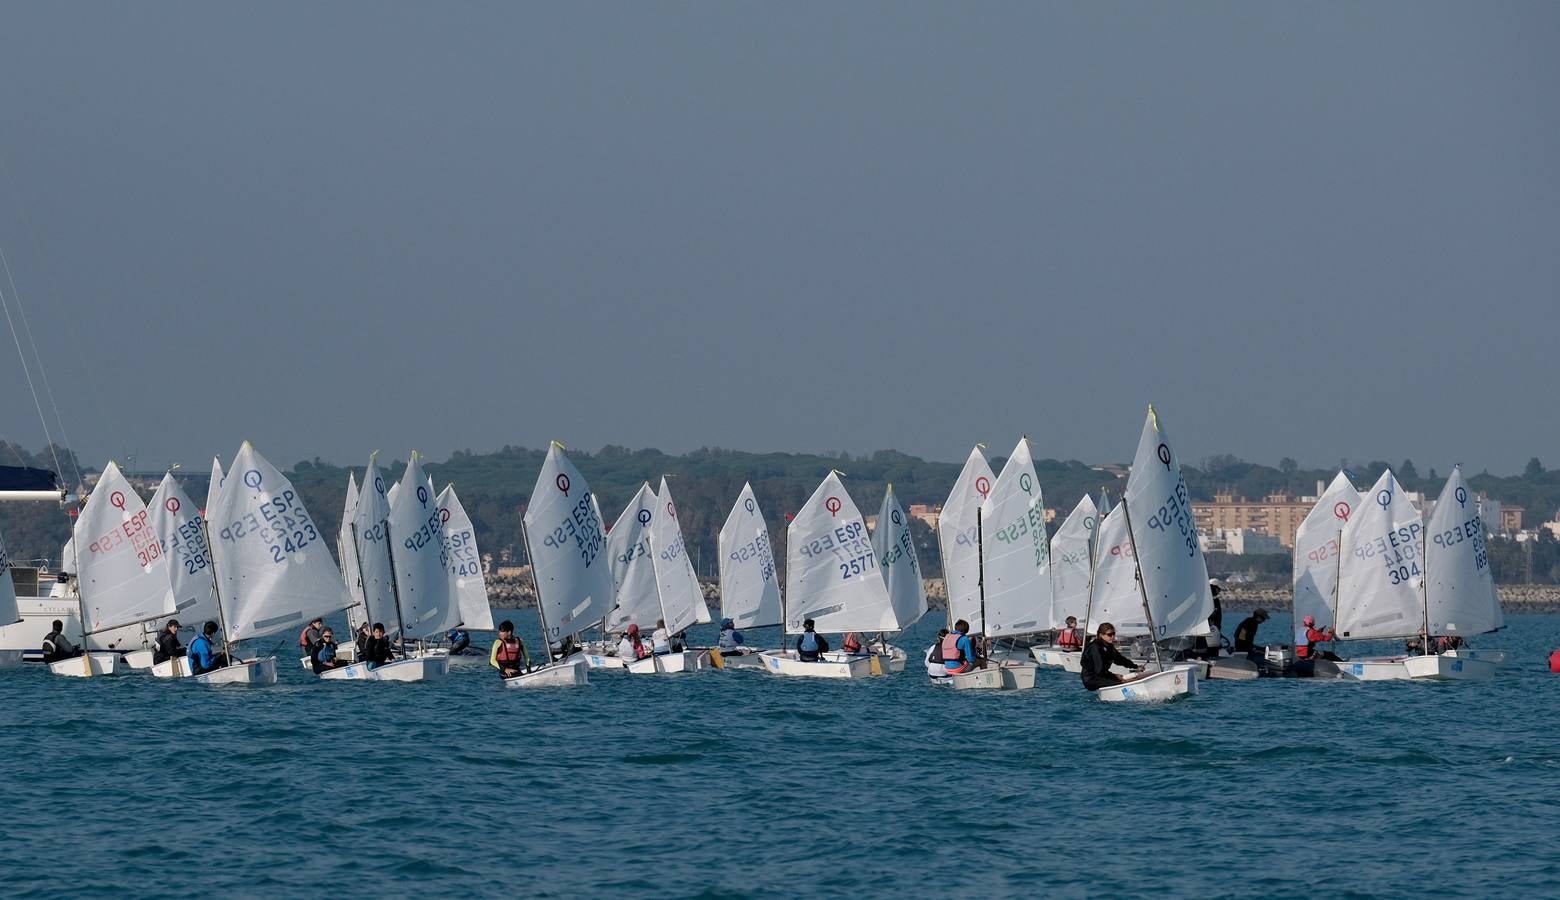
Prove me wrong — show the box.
[3,441,1558,581]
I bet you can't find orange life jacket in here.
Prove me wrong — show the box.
[495,637,524,665]
[843,633,863,653]
[941,631,964,664]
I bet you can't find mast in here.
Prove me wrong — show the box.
[1081,498,1104,643]
[976,505,987,657]
[347,521,372,646]
[520,518,547,669]
[384,521,410,658]
[201,520,235,672]
[1120,495,1164,673]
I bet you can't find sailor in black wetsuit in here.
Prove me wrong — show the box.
[1232,608,1269,654]
[152,619,184,664]
[1080,623,1143,691]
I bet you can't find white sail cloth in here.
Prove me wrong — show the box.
[1085,505,1148,636]
[606,483,660,632]
[74,461,176,633]
[1425,466,1503,637]
[437,485,494,632]
[523,444,614,642]
[785,472,895,634]
[873,485,926,632]
[718,483,783,629]
[940,447,995,633]
[1123,407,1212,640]
[648,478,705,635]
[1292,472,1360,642]
[1050,494,1099,629]
[353,454,398,630]
[1336,469,1424,640]
[979,438,1051,638]
[388,453,461,639]
[148,472,220,624]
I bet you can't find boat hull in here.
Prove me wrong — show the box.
[122,648,156,670]
[1403,654,1497,681]
[1094,665,1198,702]
[998,660,1038,690]
[1030,647,1081,669]
[1444,648,1506,666]
[49,652,120,677]
[168,657,279,685]
[318,656,451,682]
[582,652,627,669]
[503,656,589,688]
[761,649,873,679]
[950,668,1005,690]
[626,650,702,674]
[710,648,768,669]
[1335,658,1411,681]
[1206,656,1261,681]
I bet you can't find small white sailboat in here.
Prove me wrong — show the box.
[509,443,615,688]
[869,484,924,676]
[1032,493,1101,671]
[52,462,178,678]
[939,446,995,636]
[711,483,781,670]
[438,484,496,634]
[1094,407,1206,702]
[1332,469,1423,681]
[627,478,707,675]
[1289,471,1361,677]
[125,471,225,670]
[1408,466,1500,681]
[762,471,895,679]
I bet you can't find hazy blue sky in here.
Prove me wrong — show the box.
[1,2,1555,475]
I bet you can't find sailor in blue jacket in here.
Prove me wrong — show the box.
[187,621,230,675]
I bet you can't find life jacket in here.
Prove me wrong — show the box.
[798,631,821,659]
[941,632,966,665]
[495,637,523,666]
[843,633,863,653]
[1056,628,1081,650]
[299,625,318,649]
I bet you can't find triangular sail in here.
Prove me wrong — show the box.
[437,485,494,632]
[648,478,705,635]
[388,453,461,639]
[1292,472,1359,645]
[1425,466,1503,636]
[940,446,995,632]
[873,485,926,632]
[208,442,350,641]
[718,483,783,629]
[1123,406,1211,639]
[979,438,1052,637]
[74,461,176,633]
[338,473,362,615]
[605,483,660,632]
[785,472,895,634]
[353,454,398,631]
[522,444,614,642]
[0,525,20,626]
[205,457,225,516]
[1050,494,1099,629]
[147,473,220,625]
[1085,505,1149,636]
[1336,469,1423,640]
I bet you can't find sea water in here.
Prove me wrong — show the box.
[1,612,1557,898]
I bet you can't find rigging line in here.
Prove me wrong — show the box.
[0,272,64,483]
[0,244,80,490]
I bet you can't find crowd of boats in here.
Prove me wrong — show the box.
[0,406,1509,701]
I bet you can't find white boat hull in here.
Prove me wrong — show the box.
[1403,653,1497,681]
[998,660,1038,690]
[626,650,702,674]
[710,648,768,669]
[583,652,627,669]
[122,648,156,670]
[761,649,873,679]
[1444,648,1506,666]
[950,668,1005,690]
[1206,656,1261,681]
[160,657,278,685]
[49,652,121,677]
[1336,658,1412,681]
[318,656,451,682]
[1094,665,1198,702]
[503,656,589,688]
[1030,646,1082,669]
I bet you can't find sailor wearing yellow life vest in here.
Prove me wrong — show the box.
[490,620,530,678]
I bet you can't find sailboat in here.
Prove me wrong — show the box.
[1093,406,1207,702]
[951,438,1046,690]
[711,482,782,669]
[332,472,363,663]
[195,441,348,684]
[437,484,496,639]
[52,462,177,677]
[626,477,707,674]
[320,452,451,681]
[1031,493,1098,669]
[1285,471,1362,677]
[1405,466,1501,679]
[939,446,995,635]
[762,471,896,679]
[871,484,923,676]
[511,442,615,687]
[121,472,223,673]
[586,482,659,670]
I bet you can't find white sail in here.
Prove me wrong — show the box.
[1050,494,1099,629]
[205,457,225,516]
[1123,406,1211,639]
[388,453,461,639]
[718,483,783,629]
[1336,469,1424,640]
[605,483,660,632]
[0,524,20,626]
[648,478,704,635]
[873,485,926,632]
[147,473,220,624]
[522,444,614,642]
[1425,466,1503,636]
[1292,471,1360,644]
[979,438,1052,637]
[338,473,362,609]
[74,461,176,633]
[785,472,895,634]
[437,485,494,632]
[208,442,350,641]
[940,446,995,632]
[1085,504,1149,636]
[352,454,399,631]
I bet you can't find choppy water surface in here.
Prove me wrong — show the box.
[2,612,1558,898]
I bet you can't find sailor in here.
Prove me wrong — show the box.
[927,628,950,667]
[796,618,829,661]
[490,620,529,678]
[1079,623,1144,691]
[187,621,230,675]
[41,620,81,663]
[842,631,865,654]
[1055,616,1083,651]
[941,619,981,675]
[361,623,394,669]
[1297,615,1342,661]
[311,627,348,673]
[298,616,324,657]
[355,621,372,653]
[651,619,672,656]
[1194,580,1224,660]
[1232,608,1269,654]
[717,619,749,654]
[617,624,649,661]
[446,628,471,655]
[152,619,184,664]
